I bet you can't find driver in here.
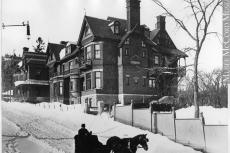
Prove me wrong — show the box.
[78,124,90,137]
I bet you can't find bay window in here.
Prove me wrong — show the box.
[86,46,92,60]
[94,44,101,59]
[95,71,102,89]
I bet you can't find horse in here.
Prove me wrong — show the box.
[106,134,149,153]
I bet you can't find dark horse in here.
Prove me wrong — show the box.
[106,134,149,153]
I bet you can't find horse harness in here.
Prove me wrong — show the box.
[127,139,143,153]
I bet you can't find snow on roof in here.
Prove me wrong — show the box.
[66,41,77,46]
[59,48,65,59]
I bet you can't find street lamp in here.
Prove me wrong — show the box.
[2,21,31,40]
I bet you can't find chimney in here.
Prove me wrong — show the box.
[156,15,166,31]
[23,47,29,52]
[126,0,140,31]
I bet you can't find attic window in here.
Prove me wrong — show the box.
[85,25,91,37]
[52,54,55,60]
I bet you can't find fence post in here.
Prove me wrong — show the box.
[131,100,134,126]
[149,102,153,132]
[84,102,89,113]
[98,101,104,115]
[200,112,207,151]
[153,112,157,134]
[172,107,177,142]
[114,101,116,121]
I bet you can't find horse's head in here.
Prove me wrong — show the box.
[137,134,149,151]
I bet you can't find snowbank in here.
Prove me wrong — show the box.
[176,106,228,125]
[2,101,203,153]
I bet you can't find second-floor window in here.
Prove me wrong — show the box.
[94,44,101,59]
[143,76,146,87]
[70,81,73,91]
[154,56,159,65]
[148,79,155,88]
[86,73,91,90]
[86,46,92,60]
[125,38,130,45]
[142,41,146,47]
[125,48,129,56]
[126,75,130,85]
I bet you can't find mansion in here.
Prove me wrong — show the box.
[13,0,187,106]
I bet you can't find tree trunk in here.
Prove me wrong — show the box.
[194,52,200,118]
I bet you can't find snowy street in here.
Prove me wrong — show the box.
[2,102,205,153]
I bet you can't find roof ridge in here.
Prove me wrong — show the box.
[85,15,109,22]
[107,16,127,21]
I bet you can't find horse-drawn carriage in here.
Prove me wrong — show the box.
[74,133,149,153]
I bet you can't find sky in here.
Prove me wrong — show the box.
[1,0,222,72]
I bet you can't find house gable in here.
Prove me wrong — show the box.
[152,31,176,49]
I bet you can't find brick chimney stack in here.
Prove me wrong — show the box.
[23,47,29,52]
[156,15,166,31]
[126,0,140,31]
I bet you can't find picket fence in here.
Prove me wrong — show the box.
[114,103,228,153]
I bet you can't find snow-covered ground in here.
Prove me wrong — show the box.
[1,101,204,153]
[176,106,228,125]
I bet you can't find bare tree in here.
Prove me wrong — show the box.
[152,0,222,117]
[33,37,46,53]
[199,69,227,107]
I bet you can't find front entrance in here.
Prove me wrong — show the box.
[64,77,70,104]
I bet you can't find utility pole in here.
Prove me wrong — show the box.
[2,21,31,40]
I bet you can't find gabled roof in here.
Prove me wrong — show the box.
[150,29,160,40]
[85,16,122,40]
[118,24,138,47]
[77,16,128,45]
[159,46,188,57]
[46,43,65,61]
[59,47,79,63]
[150,29,188,57]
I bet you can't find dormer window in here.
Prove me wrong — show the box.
[114,25,119,34]
[114,21,120,34]
[66,46,71,55]
[109,21,120,34]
